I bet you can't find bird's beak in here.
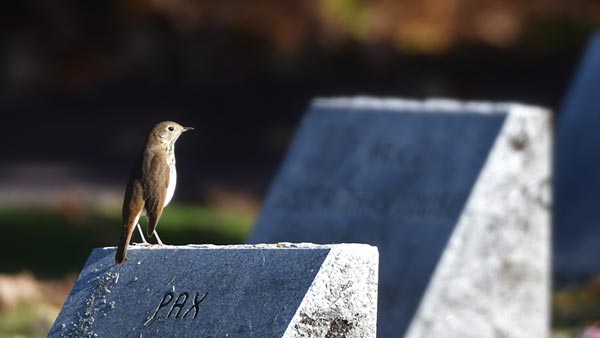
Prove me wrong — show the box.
[183,127,194,132]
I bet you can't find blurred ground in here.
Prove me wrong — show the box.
[554,276,600,335]
[0,273,76,338]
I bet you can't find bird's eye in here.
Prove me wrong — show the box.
[168,126,174,132]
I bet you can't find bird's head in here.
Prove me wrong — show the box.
[150,121,194,147]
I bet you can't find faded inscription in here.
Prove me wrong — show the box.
[270,185,465,220]
[368,141,407,166]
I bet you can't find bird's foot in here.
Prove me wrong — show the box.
[136,223,150,245]
[153,230,165,246]
[132,242,151,247]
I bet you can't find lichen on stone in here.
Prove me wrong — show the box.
[60,269,119,338]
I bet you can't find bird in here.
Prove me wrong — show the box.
[115,121,193,264]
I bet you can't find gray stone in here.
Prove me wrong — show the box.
[249,97,551,338]
[555,32,600,282]
[48,243,378,338]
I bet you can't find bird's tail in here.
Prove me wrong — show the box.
[115,223,134,264]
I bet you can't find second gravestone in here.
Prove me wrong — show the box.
[249,97,552,338]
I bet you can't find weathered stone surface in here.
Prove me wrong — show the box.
[49,243,378,338]
[249,97,551,338]
[555,32,600,281]
[283,244,378,338]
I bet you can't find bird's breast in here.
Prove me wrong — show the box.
[164,163,176,208]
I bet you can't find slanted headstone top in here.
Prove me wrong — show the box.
[49,243,378,338]
[249,97,551,338]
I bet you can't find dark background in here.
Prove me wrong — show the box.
[1,1,594,203]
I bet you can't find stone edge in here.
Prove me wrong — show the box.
[311,96,550,116]
[100,243,376,251]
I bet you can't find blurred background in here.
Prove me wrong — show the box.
[1,0,599,337]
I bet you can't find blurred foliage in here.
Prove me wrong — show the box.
[126,0,598,51]
[1,0,597,90]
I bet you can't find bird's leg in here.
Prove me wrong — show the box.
[153,230,165,246]
[135,223,150,245]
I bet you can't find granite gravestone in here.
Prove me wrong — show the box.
[49,244,378,338]
[249,97,551,338]
[555,32,600,282]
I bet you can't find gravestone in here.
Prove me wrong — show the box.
[555,32,600,282]
[249,97,551,338]
[48,244,378,338]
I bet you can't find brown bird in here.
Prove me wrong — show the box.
[115,121,193,264]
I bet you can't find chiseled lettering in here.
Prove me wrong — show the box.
[150,291,174,320]
[167,292,189,319]
[183,292,208,319]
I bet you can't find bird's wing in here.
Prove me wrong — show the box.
[142,150,170,237]
[116,152,145,264]
[122,151,145,222]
